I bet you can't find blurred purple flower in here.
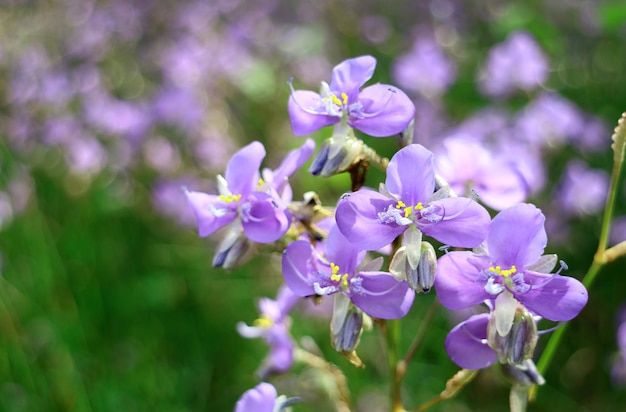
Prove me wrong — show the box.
[336,144,490,251]
[556,160,609,216]
[282,225,415,319]
[392,37,456,98]
[435,203,588,322]
[612,306,626,385]
[434,136,529,210]
[235,382,278,412]
[478,31,549,98]
[237,285,300,376]
[514,92,585,146]
[288,55,415,137]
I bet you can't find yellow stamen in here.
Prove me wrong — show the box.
[341,273,349,288]
[330,263,341,282]
[253,315,273,328]
[488,265,517,277]
[341,92,348,105]
[414,202,424,210]
[395,200,407,209]
[330,94,343,106]
[219,194,242,203]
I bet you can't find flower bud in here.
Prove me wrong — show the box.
[330,293,363,353]
[409,241,437,293]
[500,359,545,387]
[212,226,254,268]
[487,304,538,365]
[308,129,364,178]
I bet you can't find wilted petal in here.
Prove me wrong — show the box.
[282,240,316,296]
[488,203,547,267]
[330,55,377,101]
[515,271,588,321]
[184,189,236,237]
[241,193,291,243]
[225,141,265,196]
[435,251,491,310]
[349,272,414,319]
[385,144,435,204]
[235,382,277,412]
[350,84,415,137]
[445,314,498,370]
[335,189,405,250]
[288,90,339,135]
[420,197,490,248]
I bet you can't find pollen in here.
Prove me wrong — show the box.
[489,264,517,277]
[341,92,348,105]
[253,315,273,329]
[330,94,343,106]
[219,194,242,203]
[330,262,341,282]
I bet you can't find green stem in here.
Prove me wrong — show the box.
[533,113,625,398]
[383,319,403,412]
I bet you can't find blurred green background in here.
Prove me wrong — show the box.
[1,0,626,411]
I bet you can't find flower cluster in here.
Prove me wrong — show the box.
[183,55,594,411]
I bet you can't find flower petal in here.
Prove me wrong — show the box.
[184,189,236,237]
[323,224,364,274]
[335,188,405,250]
[263,324,295,374]
[515,271,588,321]
[241,193,291,243]
[288,90,339,135]
[282,240,316,296]
[349,272,414,319]
[235,382,277,412]
[330,55,377,101]
[488,203,547,267]
[225,141,265,197]
[385,144,435,204]
[434,251,492,310]
[419,197,490,248]
[445,314,498,370]
[270,138,316,188]
[350,84,415,137]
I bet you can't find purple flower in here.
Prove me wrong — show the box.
[478,31,549,98]
[185,141,291,243]
[234,382,277,412]
[392,37,456,98]
[282,225,414,319]
[288,55,415,137]
[434,136,529,210]
[237,286,300,376]
[556,160,609,216]
[434,203,588,322]
[335,144,490,251]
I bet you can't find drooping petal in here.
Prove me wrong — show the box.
[330,55,377,101]
[488,203,547,267]
[435,251,492,310]
[235,382,277,412]
[385,144,435,205]
[350,84,416,137]
[184,189,237,237]
[335,188,405,250]
[288,90,339,135]
[270,138,316,189]
[349,272,414,319]
[324,224,363,274]
[419,197,490,248]
[225,141,265,197]
[445,314,498,370]
[514,271,588,321]
[282,240,316,296]
[241,193,291,243]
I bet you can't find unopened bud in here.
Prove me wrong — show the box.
[212,227,254,268]
[330,293,363,353]
[409,241,437,293]
[487,304,538,365]
[308,129,364,178]
[501,359,546,387]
